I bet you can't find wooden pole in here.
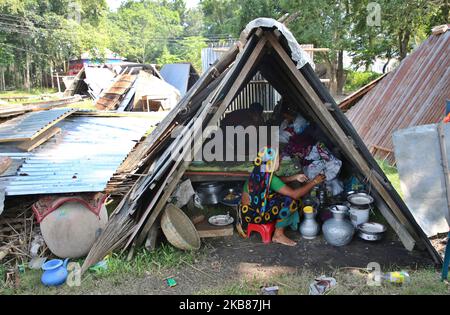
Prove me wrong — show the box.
[56,72,61,93]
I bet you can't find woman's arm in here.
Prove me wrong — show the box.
[241,191,250,205]
[280,174,308,183]
[278,174,325,200]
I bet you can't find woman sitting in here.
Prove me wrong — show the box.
[239,146,325,246]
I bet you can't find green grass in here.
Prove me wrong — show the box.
[377,159,402,198]
[0,244,204,295]
[344,71,381,94]
[0,88,57,97]
[198,268,449,295]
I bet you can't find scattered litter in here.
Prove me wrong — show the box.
[18,264,26,273]
[166,277,177,287]
[309,276,337,295]
[260,285,279,295]
[170,179,196,209]
[89,259,109,273]
[383,271,410,285]
[28,257,47,270]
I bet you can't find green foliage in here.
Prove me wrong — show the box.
[1,0,448,90]
[377,159,402,198]
[344,71,380,93]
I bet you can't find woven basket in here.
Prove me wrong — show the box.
[161,204,201,250]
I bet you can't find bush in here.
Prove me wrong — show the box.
[344,71,381,94]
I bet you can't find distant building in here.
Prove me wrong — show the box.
[68,49,126,75]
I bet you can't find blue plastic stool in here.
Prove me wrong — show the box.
[442,232,450,281]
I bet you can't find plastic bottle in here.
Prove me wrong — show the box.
[382,271,410,285]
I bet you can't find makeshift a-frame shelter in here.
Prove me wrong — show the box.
[82,18,441,272]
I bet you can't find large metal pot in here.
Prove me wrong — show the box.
[347,192,374,227]
[322,205,355,246]
[357,222,386,241]
[196,182,224,205]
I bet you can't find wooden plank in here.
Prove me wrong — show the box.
[0,159,22,177]
[376,201,415,251]
[115,45,239,176]
[130,162,191,250]
[438,123,450,223]
[129,32,267,250]
[266,33,421,248]
[195,220,234,238]
[17,127,61,152]
[371,144,394,153]
[0,157,12,175]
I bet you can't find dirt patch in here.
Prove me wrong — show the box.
[84,231,435,295]
[206,231,434,274]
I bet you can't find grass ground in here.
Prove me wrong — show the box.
[0,88,97,110]
[199,267,449,295]
[0,88,57,97]
[1,243,447,295]
[0,244,204,295]
[378,159,402,197]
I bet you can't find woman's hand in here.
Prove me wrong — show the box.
[295,174,309,183]
[312,174,326,185]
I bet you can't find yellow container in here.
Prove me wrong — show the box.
[303,206,314,214]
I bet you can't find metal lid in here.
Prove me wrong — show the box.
[347,193,374,206]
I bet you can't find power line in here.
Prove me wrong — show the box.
[0,13,59,29]
[0,42,50,57]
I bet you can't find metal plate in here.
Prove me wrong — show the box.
[208,215,234,226]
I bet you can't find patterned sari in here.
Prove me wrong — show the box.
[239,147,300,231]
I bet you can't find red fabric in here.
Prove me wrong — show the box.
[444,113,450,123]
[247,222,276,244]
[32,192,108,223]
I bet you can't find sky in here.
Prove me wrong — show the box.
[106,0,200,11]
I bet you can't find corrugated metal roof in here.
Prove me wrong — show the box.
[160,63,191,97]
[0,115,159,196]
[0,108,74,142]
[202,45,233,73]
[346,28,450,163]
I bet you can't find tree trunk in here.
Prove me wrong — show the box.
[382,58,391,74]
[336,49,345,95]
[398,29,411,61]
[50,62,55,89]
[25,52,31,91]
[326,58,337,96]
[441,0,449,22]
[0,67,4,91]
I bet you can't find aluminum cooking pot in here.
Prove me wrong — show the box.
[196,182,224,205]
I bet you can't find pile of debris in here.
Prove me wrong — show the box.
[64,64,181,112]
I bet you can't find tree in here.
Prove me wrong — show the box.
[107,0,183,63]
[200,0,241,36]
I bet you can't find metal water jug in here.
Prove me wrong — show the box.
[299,206,320,239]
[322,205,354,246]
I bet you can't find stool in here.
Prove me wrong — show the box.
[247,222,276,244]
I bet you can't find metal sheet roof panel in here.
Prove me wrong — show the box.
[0,115,159,196]
[346,28,450,162]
